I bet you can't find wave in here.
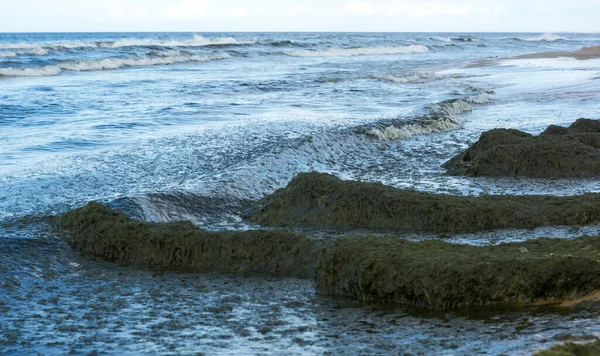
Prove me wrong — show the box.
[355,92,494,140]
[260,39,299,47]
[464,92,495,104]
[362,116,463,141]
[0,35,256,51]
[431,36,453,43]
[452,36,477,42]
[0,66,62,77]
[370,71,438,84]
[284,45,429,58]
[516,33,567,42]
[369,72,483,85]
[0,47,48,58]
[0,51,230,77]
[117,192,252,227]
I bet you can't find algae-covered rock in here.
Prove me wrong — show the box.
[443,118,600,177]
[536,339,600,356]
[60,203,600,310]
[315,235,600,309]
[59,202,317,277]
[246,172,600,233]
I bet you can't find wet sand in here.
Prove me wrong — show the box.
[467,46,600,68]
[513,46,600,60]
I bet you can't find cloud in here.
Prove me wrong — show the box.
[105,2,125,19]
[345,1,375,16]
[387,1,502,17]
[293,5,309,15]
[167,0,212,20]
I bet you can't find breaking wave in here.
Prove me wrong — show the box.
[431,36,453,43]
[284,45,429,58]
[0,51,230,77]
[370,71,438,84]
[355,91,494,140]
[0,66,62,77]
[260,39,299,47]
[0,47,48,58]
[0,35,256,51]
[452,36,477,42]
[431,36,476,43]
[515,33,567,42]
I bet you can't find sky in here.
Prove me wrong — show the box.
[1,0,599,32]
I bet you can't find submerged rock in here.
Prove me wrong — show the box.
[59,202,317,277]
[443,118,600,177]
[61,202,600,310]
[536,339,600,355]
[246,172,600,233]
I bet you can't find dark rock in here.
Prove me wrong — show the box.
[443,118,600,177]
[246,172,600,233]
[535,338,600,355]
[315,235,600,309]
[59,202,317,278]
[60,202,600,310]
[540,125,570,136]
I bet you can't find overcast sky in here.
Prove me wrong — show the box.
[1,0,599,32]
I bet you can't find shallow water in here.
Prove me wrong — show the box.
[2,225,600,355]
[2,32,600,354]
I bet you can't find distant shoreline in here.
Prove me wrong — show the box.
[467,45,600,68]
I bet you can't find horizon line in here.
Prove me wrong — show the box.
[0,30,591,34]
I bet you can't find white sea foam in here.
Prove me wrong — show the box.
[0,66,61,77]
[0,47,48,57]
[363,92,495,141]
[0,52,230,77]
[371,71,438,84]
[0,35,255,51]
[366,117,463,140]
[430,99,473,116]
[362,98,476,140]
[0,43,42,49]
[465,92,495,104]
[432,36,453,43]
[517,33,566,42]
[97,35,255,48]
[285,45,429,58]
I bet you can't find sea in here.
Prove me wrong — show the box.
[1,32,600,355]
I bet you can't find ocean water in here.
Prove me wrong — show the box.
[1,32,600,355]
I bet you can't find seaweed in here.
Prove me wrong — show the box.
[536,339,600,356]
[315,235,600,309]
[246,172,600,233]
[443,118,600,177]
[61,202,600,310]
[60,202,318,278]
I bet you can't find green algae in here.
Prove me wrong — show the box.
[59,202,317,278]
[60,202,600,310]
[246,172,600,233]
[443,118,600,178]
[314,235,600,309]
[536,339,600,356]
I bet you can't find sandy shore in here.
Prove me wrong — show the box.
[467,46,600,68]
[513,46,600,60]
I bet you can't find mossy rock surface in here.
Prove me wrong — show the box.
[61,202,600,310]
[246,172,600,233]
[536,339,600,356]
[316,235,600,309]
[443,118,600,178]
[60,202,318,278]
